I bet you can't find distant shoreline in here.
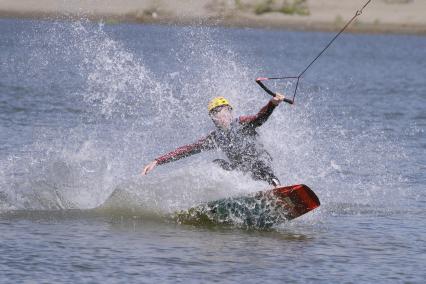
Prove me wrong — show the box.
[1,12,425,36]
[1,0,425,36]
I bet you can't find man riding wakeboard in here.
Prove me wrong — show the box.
[142,93,286,186]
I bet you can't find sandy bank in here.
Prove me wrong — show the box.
[0,0,425,35]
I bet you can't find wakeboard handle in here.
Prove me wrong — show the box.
[256,78,294,105]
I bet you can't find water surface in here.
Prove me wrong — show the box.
[0,19,425,282]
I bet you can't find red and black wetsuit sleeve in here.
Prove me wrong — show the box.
[155,133,216,165]
[238,99,277,128]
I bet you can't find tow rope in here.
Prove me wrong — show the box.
[256,0,373,104]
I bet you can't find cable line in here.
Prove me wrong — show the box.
[256,0,373,104]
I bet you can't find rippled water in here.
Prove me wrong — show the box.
[0,18,425,282]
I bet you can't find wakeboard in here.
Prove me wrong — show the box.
[173,184,320,229]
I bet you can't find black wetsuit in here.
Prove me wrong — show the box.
[155,100,280,186]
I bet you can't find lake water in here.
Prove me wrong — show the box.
[0,18,425,282]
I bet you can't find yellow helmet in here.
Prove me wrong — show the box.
[207,97,232,113]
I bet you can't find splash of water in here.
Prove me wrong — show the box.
[0,20,409,225]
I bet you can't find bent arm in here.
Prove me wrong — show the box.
[155,133,216,165]
[238,99,277,128]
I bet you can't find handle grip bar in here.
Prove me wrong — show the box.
[255,78,294,105]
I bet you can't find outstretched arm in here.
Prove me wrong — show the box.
[141,134,216,175]
[239,93,286,128]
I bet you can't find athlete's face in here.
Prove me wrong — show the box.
[210,105,233,130]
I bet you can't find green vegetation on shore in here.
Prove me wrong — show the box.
[254,0,310,16]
